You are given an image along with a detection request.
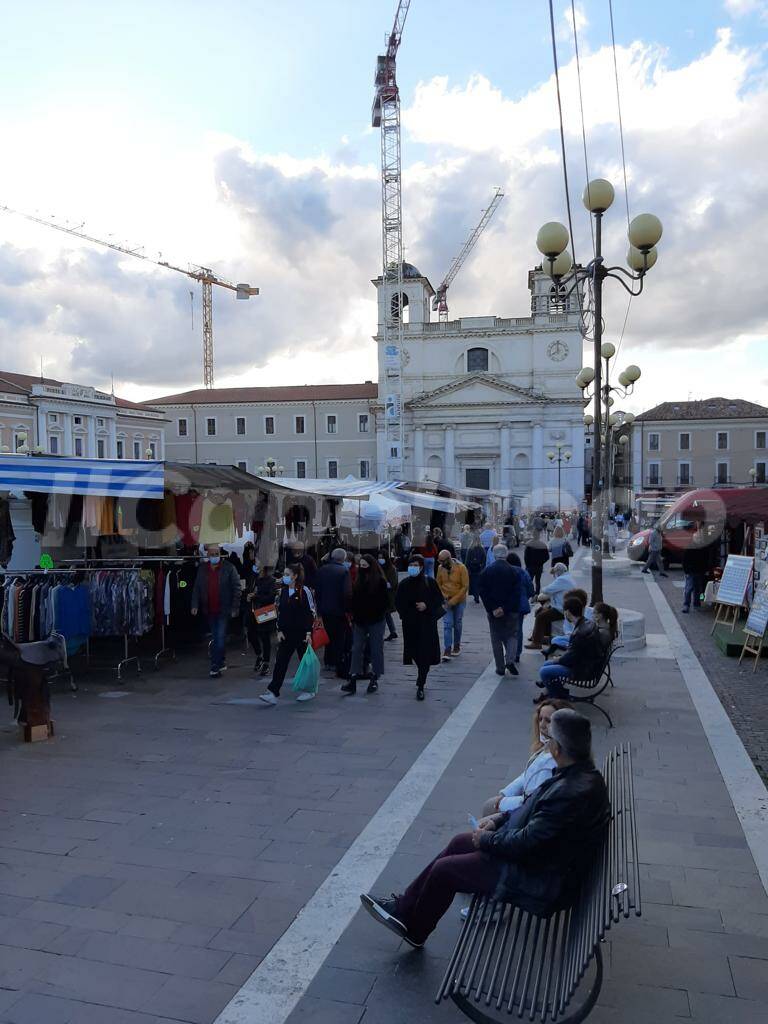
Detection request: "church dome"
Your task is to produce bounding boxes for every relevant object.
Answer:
[402,262,422,279]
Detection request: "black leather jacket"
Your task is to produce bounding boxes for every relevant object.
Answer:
[478,761,610,915]
[557,618,604,678]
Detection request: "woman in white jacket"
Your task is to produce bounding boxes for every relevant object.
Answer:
[480,698,572,817]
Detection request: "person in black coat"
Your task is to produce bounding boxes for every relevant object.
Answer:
[682,531,716,613]
[524,530,550,595]
[465,537,486,604]
[259,564,316,706]
[394,554,444,700]
[315,548,353,677]
[360,709,609,946]
[245,564,277,675]
[342,554,390,695]
[537,596,604,700]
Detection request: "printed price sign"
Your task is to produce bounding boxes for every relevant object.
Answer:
[716,554,753,608]
[746,587,768,639]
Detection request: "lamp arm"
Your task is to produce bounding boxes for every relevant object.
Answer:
[604,269,646,298]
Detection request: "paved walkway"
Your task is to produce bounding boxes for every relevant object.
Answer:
[0,552,767,1023]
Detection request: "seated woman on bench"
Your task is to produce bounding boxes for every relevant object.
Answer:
[535,596,605,702]
[547,599,618,657]
[360,710,610,948]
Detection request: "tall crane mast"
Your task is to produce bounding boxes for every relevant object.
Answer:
[372,0,411,481]
[0,204,259,389]
[433,187,505,322]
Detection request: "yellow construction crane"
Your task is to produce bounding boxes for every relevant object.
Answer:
[0,204,259,388]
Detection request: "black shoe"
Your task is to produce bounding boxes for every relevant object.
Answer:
[340,677,357,695]
[385,633,398,641]
[360,894,423,947]
[506,662,519,676]
[495,669,505,676]
[367,677,379,694]
[260,663,270,676]
[641,569,649,574]
[660,572,668,577]
[416,686,425,701]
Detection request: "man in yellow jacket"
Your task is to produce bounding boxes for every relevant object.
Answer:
[436,548,470,660]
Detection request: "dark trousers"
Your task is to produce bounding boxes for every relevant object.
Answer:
[385,611,397,636]
[268,632,308,696]
[207,614,229,672]
[396,832,502,943]
[323,613,351,676]
[683,572,704,609]
[530,568,543,594]
[530,607,564,644]
[248,622,273,664]
[488,612,519,672]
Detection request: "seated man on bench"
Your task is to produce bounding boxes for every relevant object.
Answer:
[535,596,604,703]
[360,709,610,948]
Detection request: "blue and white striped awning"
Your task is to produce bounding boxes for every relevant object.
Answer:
[0,456,165,499]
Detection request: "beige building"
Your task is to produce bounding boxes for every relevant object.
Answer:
[0,370,167,460]
[632,398,768,493]
[148,383,378,479]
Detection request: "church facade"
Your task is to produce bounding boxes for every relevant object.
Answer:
[374,264,586,511]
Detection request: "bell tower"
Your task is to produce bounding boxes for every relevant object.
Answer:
[528,265,583,324]
[372,262,435,330]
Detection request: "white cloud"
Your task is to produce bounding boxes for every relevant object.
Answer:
[724,0,768,18]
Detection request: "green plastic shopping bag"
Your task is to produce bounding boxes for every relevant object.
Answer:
[291,644,321,695]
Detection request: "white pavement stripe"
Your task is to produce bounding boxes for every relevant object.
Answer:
[213,660,502,1024]
[646,576,768,895]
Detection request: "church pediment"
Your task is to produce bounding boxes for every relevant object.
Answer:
[408,374,549,409]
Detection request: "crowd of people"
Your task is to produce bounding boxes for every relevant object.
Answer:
[189,513,620,710]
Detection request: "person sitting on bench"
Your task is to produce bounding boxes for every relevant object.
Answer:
[535,596,604,703]
[360,709,610,948]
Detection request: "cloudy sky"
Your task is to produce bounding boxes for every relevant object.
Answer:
[0,0,766,411]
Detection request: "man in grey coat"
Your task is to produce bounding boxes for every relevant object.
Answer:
[191,544,242,677]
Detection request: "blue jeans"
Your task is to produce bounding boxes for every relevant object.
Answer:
[443,603,465,650]
[683,573,703,610]
[539,662,572,698]
[424,557,435,578]
[207,614,229,672]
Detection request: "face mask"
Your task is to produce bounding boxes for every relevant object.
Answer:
[407,565,422,577]
[209,556,221,565]
[252,565,259,574]
[539,733,549,744]
[359,562,369,570]
[344,562,351,570]
[282,575,293,585]
[377,558,386,565]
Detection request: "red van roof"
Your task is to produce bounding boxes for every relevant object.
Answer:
[660,488,768,529]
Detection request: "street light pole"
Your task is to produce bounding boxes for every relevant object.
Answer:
[591,212,605,603]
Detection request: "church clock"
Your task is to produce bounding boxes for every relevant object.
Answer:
[547,339,569,362]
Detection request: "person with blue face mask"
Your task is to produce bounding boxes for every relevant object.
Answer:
[394,555,444,701]
[190,543,242,678]
[259,563,317,706]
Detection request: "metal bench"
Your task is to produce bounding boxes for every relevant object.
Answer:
[436,743,640,1024]
[563,643,621,729]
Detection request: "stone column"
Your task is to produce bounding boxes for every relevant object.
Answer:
[443,426,455,487]
[86,416,97,458]
[61,412,73,456]
[531,422,544,506]
[414,426,425,483]
[108,418,118,459]
[500,422,511,496]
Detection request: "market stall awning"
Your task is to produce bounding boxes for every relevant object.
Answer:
[0,456,165,499]
[341,492,411,533]
[165,462,265,493]
[394,487,479,514]
[256,476,371,500]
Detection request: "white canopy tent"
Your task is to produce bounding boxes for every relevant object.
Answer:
[340,491,411,534]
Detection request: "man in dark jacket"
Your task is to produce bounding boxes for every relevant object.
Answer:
[478,545,522,677]
[538,596,604,700]
[361,709,609,947]
[681,530,714,613]
[190,544,242,678]
[315,548,352,677]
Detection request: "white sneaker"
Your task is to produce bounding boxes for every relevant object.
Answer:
[259,692,278,706]
[296,691,316,702]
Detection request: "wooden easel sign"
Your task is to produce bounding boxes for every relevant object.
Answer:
[711,554,754,634]
[739,587,768,672]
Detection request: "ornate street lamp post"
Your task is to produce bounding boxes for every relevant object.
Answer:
[536,178,662,602]
[258,457,284,478]
[546,442,572,515]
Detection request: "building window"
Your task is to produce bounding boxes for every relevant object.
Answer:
[74,437,84,457]
[178,418,188,437]
[206,417,216,436]
[133,440,141,460]
[148,441,157,460]
[648,463,661,486]
[97,439,105,459]
[49,436,59,455]
[679,432,690,451]
[756,431,766,450]
[678,462,691,485]
[296,460,307,479]
[466,468,490,489]
[716,431,729,450]
[648,433,660,452]
[358,414,369,433]
[756,462,767,484]
[73,416,83,426]
[47,412,58,425]
[467,348,489,372]
[295,415,305,434]
[716,461,729,484]
[360,459,370,479]
[96,418,105,428]
[236,417,246,436]
[328,459,338,479]
[326,414,337,434]
[237,460,247,472]
[265,416,275,435]
[116,439,124,459]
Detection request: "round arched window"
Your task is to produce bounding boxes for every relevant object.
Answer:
[467,347,489,372]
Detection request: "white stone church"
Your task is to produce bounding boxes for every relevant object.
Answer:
[373,263,586,511]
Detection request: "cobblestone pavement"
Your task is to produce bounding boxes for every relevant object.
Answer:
[655,567,768,785]
[0,554,766,1023]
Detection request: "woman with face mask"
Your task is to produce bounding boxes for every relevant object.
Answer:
[394,554,444,700]
[245,563,277,676]
[341,554,390,696]
[259,564,316,706]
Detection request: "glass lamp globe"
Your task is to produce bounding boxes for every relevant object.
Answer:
[577,366,595,387]
[536,222,569,258]
[627,244,658,272]
[564,451,572,461]
[623,412,636,424]
[607,396,615,407]
[582,179,615,213]
[609,412,621,426]
[618,435,630,446]
[618,371,630,387]
[584,414,594,426]
[601,342,616,359]
[547,451,555,462]
[624,365,642,383]
[541,250,573,278]
[628,213,663,252]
